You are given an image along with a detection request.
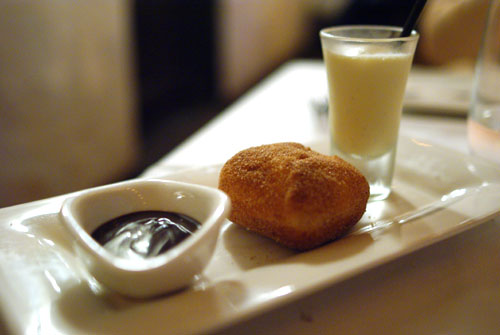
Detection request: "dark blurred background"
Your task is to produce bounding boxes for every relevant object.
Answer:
[133,0,220,171]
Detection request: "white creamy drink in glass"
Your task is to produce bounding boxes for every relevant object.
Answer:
[320,26,419,200]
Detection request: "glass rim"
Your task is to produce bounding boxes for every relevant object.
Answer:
[320,25,419,43]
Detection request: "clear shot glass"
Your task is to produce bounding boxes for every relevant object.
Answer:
[320,26,419,201]
[468,0,500,165]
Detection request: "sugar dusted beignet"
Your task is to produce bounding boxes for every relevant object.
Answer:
[218,142,369,250]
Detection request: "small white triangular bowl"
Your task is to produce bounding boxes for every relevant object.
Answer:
[59,179,231,298]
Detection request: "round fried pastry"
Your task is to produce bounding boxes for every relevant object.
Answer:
[218,142,369,250]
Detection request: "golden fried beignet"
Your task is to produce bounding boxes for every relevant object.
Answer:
[218,142,369,250]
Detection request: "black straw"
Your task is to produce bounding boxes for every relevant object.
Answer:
[401,0,427,37]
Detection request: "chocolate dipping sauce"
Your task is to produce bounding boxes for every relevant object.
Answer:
[92,211,201,260]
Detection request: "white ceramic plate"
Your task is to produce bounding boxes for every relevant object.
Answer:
[0,136,499,334]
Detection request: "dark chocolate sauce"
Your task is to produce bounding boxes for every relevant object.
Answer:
[92,211,201,259]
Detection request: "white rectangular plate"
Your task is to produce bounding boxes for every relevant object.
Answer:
[0,136,499,334]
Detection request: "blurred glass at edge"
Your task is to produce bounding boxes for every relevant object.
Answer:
[468,0,500,165]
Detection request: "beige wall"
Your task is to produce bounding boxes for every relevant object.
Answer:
[0,1,138,206]
[215,0,313,100]
[417,0,491,66]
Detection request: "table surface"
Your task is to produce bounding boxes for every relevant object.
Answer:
[141,60,500,334]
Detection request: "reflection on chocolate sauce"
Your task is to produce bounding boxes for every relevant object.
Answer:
[91,211,201,259]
